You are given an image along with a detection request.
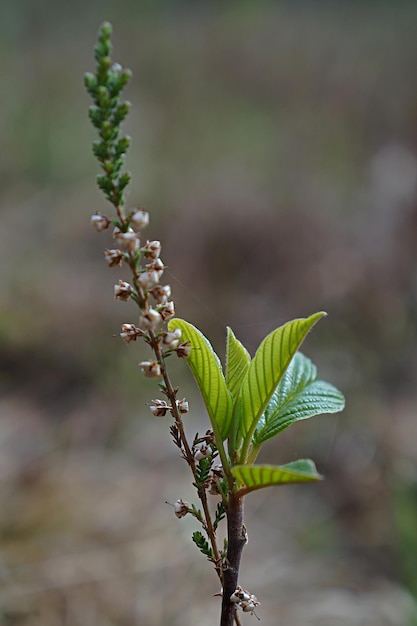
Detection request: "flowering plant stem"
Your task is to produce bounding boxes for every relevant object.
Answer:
[85,22,345,625]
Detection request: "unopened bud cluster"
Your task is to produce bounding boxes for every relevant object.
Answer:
[87,21,191,455]
[230,586,260,614]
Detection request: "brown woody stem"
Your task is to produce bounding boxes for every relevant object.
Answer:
[221,493,246,626]
[153,336,222,577]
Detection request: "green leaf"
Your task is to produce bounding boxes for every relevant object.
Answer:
[225,327,251,398]
[235,312,326,461]
[232,460,322,495]
[168,319,233,441]
[253,352,345,447]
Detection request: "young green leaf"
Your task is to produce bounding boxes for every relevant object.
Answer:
[253,351,345,448]
[225,327,251,398]
[235,312,326,461]
[232,460,322,496]
[168,319,233,441]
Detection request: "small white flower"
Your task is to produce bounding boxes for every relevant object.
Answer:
[120,323,142,343]
[149,399,171,417]
[104,249,123,267]
[115,231,140,252]
[194,442,211,461]
[130,208,149,230]
[159,300,175,321]
[91,212,110,232]
[150,258,164,272]
[176,341,191,358]
[112,226,139,251]
[137,270,160,290]
[139,360,162,378]
[176,398,189,414]
[143,240,162,259]
[174,499,189,519]
[139,308,162,330]
[230,586,260,615]
[208,463,224,495]
[150,284,171,303]
[114,280,132,301]
[146,258,164,280]
[162,329,182,350]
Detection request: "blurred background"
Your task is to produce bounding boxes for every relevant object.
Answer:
[1,1,417,624]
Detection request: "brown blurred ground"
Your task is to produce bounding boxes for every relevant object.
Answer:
[1,1,417,624]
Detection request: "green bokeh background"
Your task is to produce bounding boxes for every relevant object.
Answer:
[1,2,417,624]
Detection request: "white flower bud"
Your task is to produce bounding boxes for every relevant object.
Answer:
[194,442,211,461]
[115,231,140,252]
[162,329,182,350]
[91,212,110,232]
[150,284,171,303]
[174,499,189,519]
[137,270,160,290]
[176,398,189,414]
[104,248,123,267]
[120,323,142,343]
[176,341,191,358]
[211,463,223,477]
[112,226,139,251]
[114,280,132,301]
[130,208,149,230]
[143,240,161,259]
[139,360,162,378]
[230,587,259,614]
[139,308,162,330]
[149,399,171,417]
[149,258,164,272]
[158,300,175,321]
